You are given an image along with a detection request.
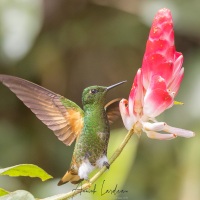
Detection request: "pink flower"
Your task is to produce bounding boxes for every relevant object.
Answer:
[120,8,194,140]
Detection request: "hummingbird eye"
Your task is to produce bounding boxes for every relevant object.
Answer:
[90,89,98,94]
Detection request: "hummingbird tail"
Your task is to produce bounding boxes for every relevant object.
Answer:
[57,170,83,185]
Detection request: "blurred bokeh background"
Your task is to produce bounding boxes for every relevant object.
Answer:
[0,0,200,199]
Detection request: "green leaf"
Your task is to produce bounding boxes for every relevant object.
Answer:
[0,164,53,181]
[0,188,9,197]
[0,190,35,200]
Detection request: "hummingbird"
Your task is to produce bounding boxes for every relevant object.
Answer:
[0,74,126,185]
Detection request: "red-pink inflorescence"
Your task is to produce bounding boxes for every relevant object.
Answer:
[120,8,194,139]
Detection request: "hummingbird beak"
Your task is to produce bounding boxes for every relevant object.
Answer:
[106,80,127,91]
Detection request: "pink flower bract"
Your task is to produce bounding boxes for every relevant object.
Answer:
[120,8,194,139]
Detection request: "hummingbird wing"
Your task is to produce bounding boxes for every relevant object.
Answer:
[0,74,84,146]
[105,98,122,125]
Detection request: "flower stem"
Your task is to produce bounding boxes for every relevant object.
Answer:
[40,129,134,200]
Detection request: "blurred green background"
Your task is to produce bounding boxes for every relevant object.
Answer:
[0,0,200,199]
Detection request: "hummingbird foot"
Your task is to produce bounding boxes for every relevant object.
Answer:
[96,155,109,169]
[103,161,110,169]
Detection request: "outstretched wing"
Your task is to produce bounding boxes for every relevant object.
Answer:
[105,98,121,125]
[0,74,84,146]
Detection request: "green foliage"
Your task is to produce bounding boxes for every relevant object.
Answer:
[0,164,53,181]
[0,164,53,199]
[0,188,9,197]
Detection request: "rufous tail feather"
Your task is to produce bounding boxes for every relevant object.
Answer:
[57,170,83,185]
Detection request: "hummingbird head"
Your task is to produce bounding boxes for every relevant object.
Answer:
[82,81,126,107]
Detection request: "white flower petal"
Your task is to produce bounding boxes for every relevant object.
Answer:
[142,122,166,131]
[145,130,177,140]
[163,124,195,138]
[119,99,137,130]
